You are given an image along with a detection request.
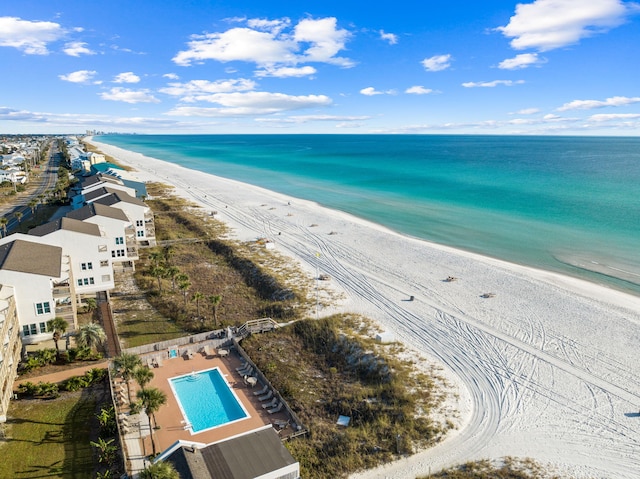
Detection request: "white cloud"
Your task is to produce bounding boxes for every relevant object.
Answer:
[421,54,452,72]
[246,17,291,34]
[0,16,65,54]
[360,87,396,96]
[497,0,631,51]
[159,79,257,101]
[405,86,434,95]
[293,17,353,66]
[462,80,525,88]
[113,72,141,83]
[173,17,353,69]
[379,30,398,45]
[166,91,331,116]
[59,70,98,83]
[255,66,317,78]
[588,113,640,121]
[100,87,159,103]
[515,108,540,115]
[63,41,95,57]
[558,96,640,111]
[163,73,180,80]
[257,114,371,124]
[498,53,546,70]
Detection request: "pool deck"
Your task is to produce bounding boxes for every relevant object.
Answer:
[119,347,291,460]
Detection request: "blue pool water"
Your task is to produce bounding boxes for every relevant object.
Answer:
[169,367,248,433]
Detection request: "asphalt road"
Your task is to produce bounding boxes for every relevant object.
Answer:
[1,141,61,235]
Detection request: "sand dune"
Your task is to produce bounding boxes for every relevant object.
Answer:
[88,138,640,478]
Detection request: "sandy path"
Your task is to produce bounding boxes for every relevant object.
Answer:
[88,139,640,478]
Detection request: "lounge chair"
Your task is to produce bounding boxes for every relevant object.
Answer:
[253,384,269,396]
[268,402,283,414]
[236,363,250,374]
[203,345,213,357]
[258,390,273,402]
[262,398,278,409]
[237,365,253,376]
[273,419,290,429]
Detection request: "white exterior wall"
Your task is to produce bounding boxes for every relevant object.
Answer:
[1,270,59,343]
[106,201,152,244]
[78,216,138,263]
[30,230,114,295]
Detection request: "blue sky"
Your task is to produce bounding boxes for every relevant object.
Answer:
[1,0,639,135]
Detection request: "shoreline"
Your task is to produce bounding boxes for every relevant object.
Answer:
[87,138,640,478]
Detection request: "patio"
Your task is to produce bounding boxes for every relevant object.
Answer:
[116,344,294,460]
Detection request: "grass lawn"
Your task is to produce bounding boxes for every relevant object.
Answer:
[0,390,96,478]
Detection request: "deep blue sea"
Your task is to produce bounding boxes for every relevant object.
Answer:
[99,134,640,295]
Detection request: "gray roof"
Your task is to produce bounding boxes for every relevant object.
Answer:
[66,202,130,223]
[167,428,297,479]
[28,217,101,237]
[0,239,62,276]
[83,186,112,202]
[93,189,146,208]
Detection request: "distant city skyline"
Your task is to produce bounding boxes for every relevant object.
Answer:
[1,0,639,135]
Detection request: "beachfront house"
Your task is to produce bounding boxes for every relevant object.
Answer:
[28,217,115,299]
[66,203,139,270]
[91,190,157,247]
[159,427,300,479]
[0,284,21,423]
[0,239,72,345]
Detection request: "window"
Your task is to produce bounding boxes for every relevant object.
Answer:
[81,262,93,270]
[137,230,145,237]
[115,237,124,245]
[112,249,125,258]
[39,322,47,333]
[136,220,143,227]
[100,260,109,267]
[30,324,37,335]
[77,279,83,286]
[35,302,51,315]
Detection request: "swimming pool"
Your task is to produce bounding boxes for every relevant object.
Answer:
[169,367,248,433]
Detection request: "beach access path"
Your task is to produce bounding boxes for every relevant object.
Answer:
[88,139,640,479]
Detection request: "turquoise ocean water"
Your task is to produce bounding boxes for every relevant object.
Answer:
[98,134,640,295]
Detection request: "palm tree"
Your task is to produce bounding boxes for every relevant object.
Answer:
[113,352,143,403]
[178,278,191,308]
[163,245,175,266]
[149,264,167,294]
[137,387,167,455]
[148,250,164,266]
[133,366,154,389]
[0,217,7,237]
[13,211,22,224]
[76,322,106,352]
[166,266,180,291]
[208,294,223,326]
[139,460,180,479]
[192,291,204,318]
[28,199,38,216]
[47,316,68,357]
[84,297,97,314]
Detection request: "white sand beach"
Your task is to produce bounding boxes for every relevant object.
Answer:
[88,138,640,478]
